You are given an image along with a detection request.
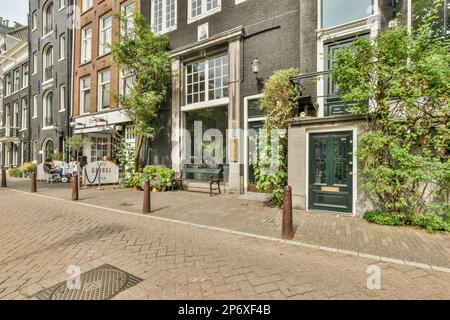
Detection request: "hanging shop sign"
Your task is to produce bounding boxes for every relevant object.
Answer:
[84,161,119,185]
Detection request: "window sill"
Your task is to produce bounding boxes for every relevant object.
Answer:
[32,116,38,119]
[41,31,54,40]
[42,126,56,131]
[181,97,229,112]
[79,60,92,67]
[59,57,66,62]
[97,51,112,60]
[155,25,177,35]
[80,7,93,16]
[42,79,54,86]
[19,129,27,132]
[59,109,66,113]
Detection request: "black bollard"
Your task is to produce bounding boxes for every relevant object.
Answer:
[1,167,6,188]
[31,172,37,193]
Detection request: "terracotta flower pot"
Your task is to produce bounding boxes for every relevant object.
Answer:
[133,185,139,192]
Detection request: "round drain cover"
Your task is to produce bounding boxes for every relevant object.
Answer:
[51,268,128,300]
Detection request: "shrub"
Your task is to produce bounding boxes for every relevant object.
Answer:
[51,152,64,161]
[8,168,22,178]
[143,165,174,189]
[411,212,450,233]
[363,211,406,226]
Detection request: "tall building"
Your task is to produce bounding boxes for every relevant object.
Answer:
[71,0,138,164]
[0,25,29,167]
[28,0,74,163]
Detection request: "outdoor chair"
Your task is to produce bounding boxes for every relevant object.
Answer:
[43,163,59,184]
[171,170,184,191]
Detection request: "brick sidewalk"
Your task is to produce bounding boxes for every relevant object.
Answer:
[1,187,450,300]
[5,177,450,268]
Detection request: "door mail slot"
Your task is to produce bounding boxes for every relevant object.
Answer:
[321,186,340,192]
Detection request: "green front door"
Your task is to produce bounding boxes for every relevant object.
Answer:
[309,131,353,213]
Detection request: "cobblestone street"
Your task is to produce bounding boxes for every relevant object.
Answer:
[1,186,450,300]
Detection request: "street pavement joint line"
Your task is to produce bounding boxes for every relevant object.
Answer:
[5,187,450,274]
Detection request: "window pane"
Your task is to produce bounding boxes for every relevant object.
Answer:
[322,0,373,28]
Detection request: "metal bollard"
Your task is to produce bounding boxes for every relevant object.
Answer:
[31,172,37,193]
[1,167,6,188]
[71,174,79,201]
[143,180,151,213]
[282,185,294,240]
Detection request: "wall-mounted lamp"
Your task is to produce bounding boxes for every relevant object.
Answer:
[251,57,264,92]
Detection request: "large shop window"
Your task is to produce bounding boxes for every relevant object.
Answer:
[90,136,109,163]
[185,106,228,167]
[151,0,177,34]
[321,0,373,29]
[186,54,229,105]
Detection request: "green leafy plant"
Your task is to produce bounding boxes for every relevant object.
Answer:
[411,212,450,233]
[143,165,175,190]
[254,68,299,207]
[364,211,406,226]
[8,168,22,178]
[19,162,38,177]
[51,151,63,161]
[112,10,172,172]
[332,1,449,220]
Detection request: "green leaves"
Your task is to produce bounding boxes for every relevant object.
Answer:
[333,14,449,219]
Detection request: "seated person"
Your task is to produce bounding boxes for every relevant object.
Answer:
[68,156,78,173]
[45,157,63,175]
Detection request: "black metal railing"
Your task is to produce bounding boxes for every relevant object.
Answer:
[0,127,19,138]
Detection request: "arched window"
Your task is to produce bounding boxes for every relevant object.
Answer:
[43,91,54,128]
[43,45,53,81]
[43,1,54,35]
[42,139,54,161]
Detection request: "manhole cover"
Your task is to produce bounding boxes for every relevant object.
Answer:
[34,264,142,300]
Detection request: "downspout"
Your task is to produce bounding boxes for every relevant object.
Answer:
[68,0,75,141]
[27,5,32,163]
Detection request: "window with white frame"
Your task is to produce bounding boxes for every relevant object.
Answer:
[60,84,66,111]
[121,0,136,38]
[13,101,19,127]
[43,45,54,82]
[80,76,90,114]
[43,1,54,35]
[22,63,29,89]
[82,0,93,12]
[43,91,54,127]
[185,54,228,105]
[321,0,373,29]
[99,14,112,55]
[13,69,20,92]
[33,95,38,118]
[188,0,220,22]
[81,25,92,63]
[120,69,133,97]
[21,98,28,130]
[32,11,37,30]
[33,52,38,74]
[59,34,66,59]
[5,105,11,127]
[90,136,109,162]
[152,0,177,34]
[5,74,11,96]
[59,0,66,9]
[98,69,111,110]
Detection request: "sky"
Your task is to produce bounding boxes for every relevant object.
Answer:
[1,0,29,26]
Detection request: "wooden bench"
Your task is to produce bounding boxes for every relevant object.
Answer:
[184,165,224,196]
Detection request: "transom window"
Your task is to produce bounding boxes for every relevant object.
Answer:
[188,0,221,22]
[98,69,111,110]
[321,0,373,29]
[99,14,113,55]
[151,0,177,34]
[185,54,229,105]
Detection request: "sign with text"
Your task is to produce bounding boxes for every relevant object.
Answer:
[84,161,119,185]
